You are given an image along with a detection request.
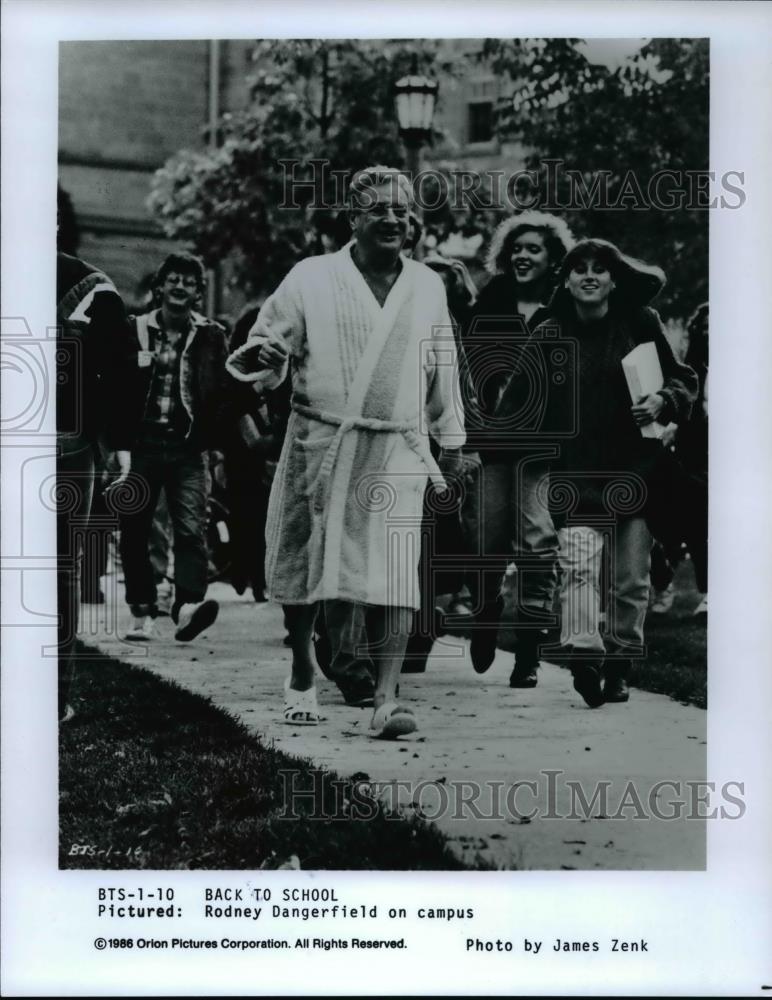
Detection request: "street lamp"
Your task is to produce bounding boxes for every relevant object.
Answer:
[395,74,439,179]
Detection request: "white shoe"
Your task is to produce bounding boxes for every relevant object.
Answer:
[693,594,707,616]
[283,677,323,726]
[174,599,218,642]
[650,583,675,614]
[126,616,156,641]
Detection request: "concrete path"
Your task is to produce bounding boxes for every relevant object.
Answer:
[79,582,707,871]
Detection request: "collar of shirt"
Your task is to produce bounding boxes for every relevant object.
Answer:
[146,308,209,339]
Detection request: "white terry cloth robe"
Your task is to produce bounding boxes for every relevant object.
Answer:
[226,244,466,610]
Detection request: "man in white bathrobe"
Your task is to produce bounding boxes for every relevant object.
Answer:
[227,166,466,738]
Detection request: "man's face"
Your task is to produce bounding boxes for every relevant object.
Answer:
[351,181,411,258]
[160,270,201,313]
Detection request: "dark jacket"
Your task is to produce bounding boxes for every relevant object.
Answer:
[461,273,554,459]
[498,302,698,525]
[677,319,708,480]
[56,252,136,452]
[128,308,229,451]
[224,305,290,463]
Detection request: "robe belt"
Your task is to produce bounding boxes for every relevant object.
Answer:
[291,400,447,513]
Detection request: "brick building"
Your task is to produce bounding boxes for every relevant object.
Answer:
[58,39,255,310]
[58,39,523,314]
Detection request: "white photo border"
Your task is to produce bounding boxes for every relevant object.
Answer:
[2,0,771,995]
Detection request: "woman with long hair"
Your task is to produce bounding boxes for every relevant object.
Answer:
[508,238,698,706]
[462,211,574,687]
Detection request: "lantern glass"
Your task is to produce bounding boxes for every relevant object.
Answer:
[395,75,438,134]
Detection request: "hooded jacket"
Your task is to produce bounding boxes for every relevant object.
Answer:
[495,240,698,525]
[462,273,555,458]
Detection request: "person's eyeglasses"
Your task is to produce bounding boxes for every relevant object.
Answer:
[366,206,409,220]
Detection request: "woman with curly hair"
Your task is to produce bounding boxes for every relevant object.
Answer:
[462,211,574,687]
[505,238,698,706]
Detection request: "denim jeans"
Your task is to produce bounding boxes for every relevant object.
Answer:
[558,517,652,659]
[148,488,173,583]
[119,442,209,615]
[470,459,559,626]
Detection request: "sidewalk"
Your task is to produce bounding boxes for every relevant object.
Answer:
[78,581,707,871]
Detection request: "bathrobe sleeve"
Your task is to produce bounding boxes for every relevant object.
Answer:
[225,264,308,393]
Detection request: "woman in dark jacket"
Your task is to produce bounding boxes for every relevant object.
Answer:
[462,212,575,687]
[505,239,698,706]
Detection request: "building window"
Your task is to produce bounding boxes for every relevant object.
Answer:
[468,100,495,144]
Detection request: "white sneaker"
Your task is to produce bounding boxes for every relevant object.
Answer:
[693,594,707,616]
[174,599,219,642]
[650,583,675,614]
[126,616,156,641]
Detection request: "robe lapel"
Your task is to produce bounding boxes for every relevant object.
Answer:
[339,245,412,418]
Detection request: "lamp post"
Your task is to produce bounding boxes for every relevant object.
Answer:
[395,74,439,181]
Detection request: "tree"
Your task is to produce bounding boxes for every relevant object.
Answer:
[148,39,460,297]
[481,38,709,319]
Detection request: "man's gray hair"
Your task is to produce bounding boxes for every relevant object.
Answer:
[349,165,414,211]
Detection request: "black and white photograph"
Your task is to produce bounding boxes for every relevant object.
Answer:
[54,31,713,872]
[2,1,771,996]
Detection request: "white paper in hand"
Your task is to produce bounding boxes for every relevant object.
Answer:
[622,341,667,439]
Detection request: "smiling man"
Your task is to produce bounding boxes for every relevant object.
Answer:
[227,166,466,738]
[119,252,228,643]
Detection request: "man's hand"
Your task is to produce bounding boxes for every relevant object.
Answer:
[259,334,290,372]
[631,392,666,426]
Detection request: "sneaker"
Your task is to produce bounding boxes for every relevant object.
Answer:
[126,616,156,642]
[650,583,675,614]
[693,594,707,616]
[174,599,219,642]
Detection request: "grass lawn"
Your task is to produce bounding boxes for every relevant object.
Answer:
[60,647,486,871]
